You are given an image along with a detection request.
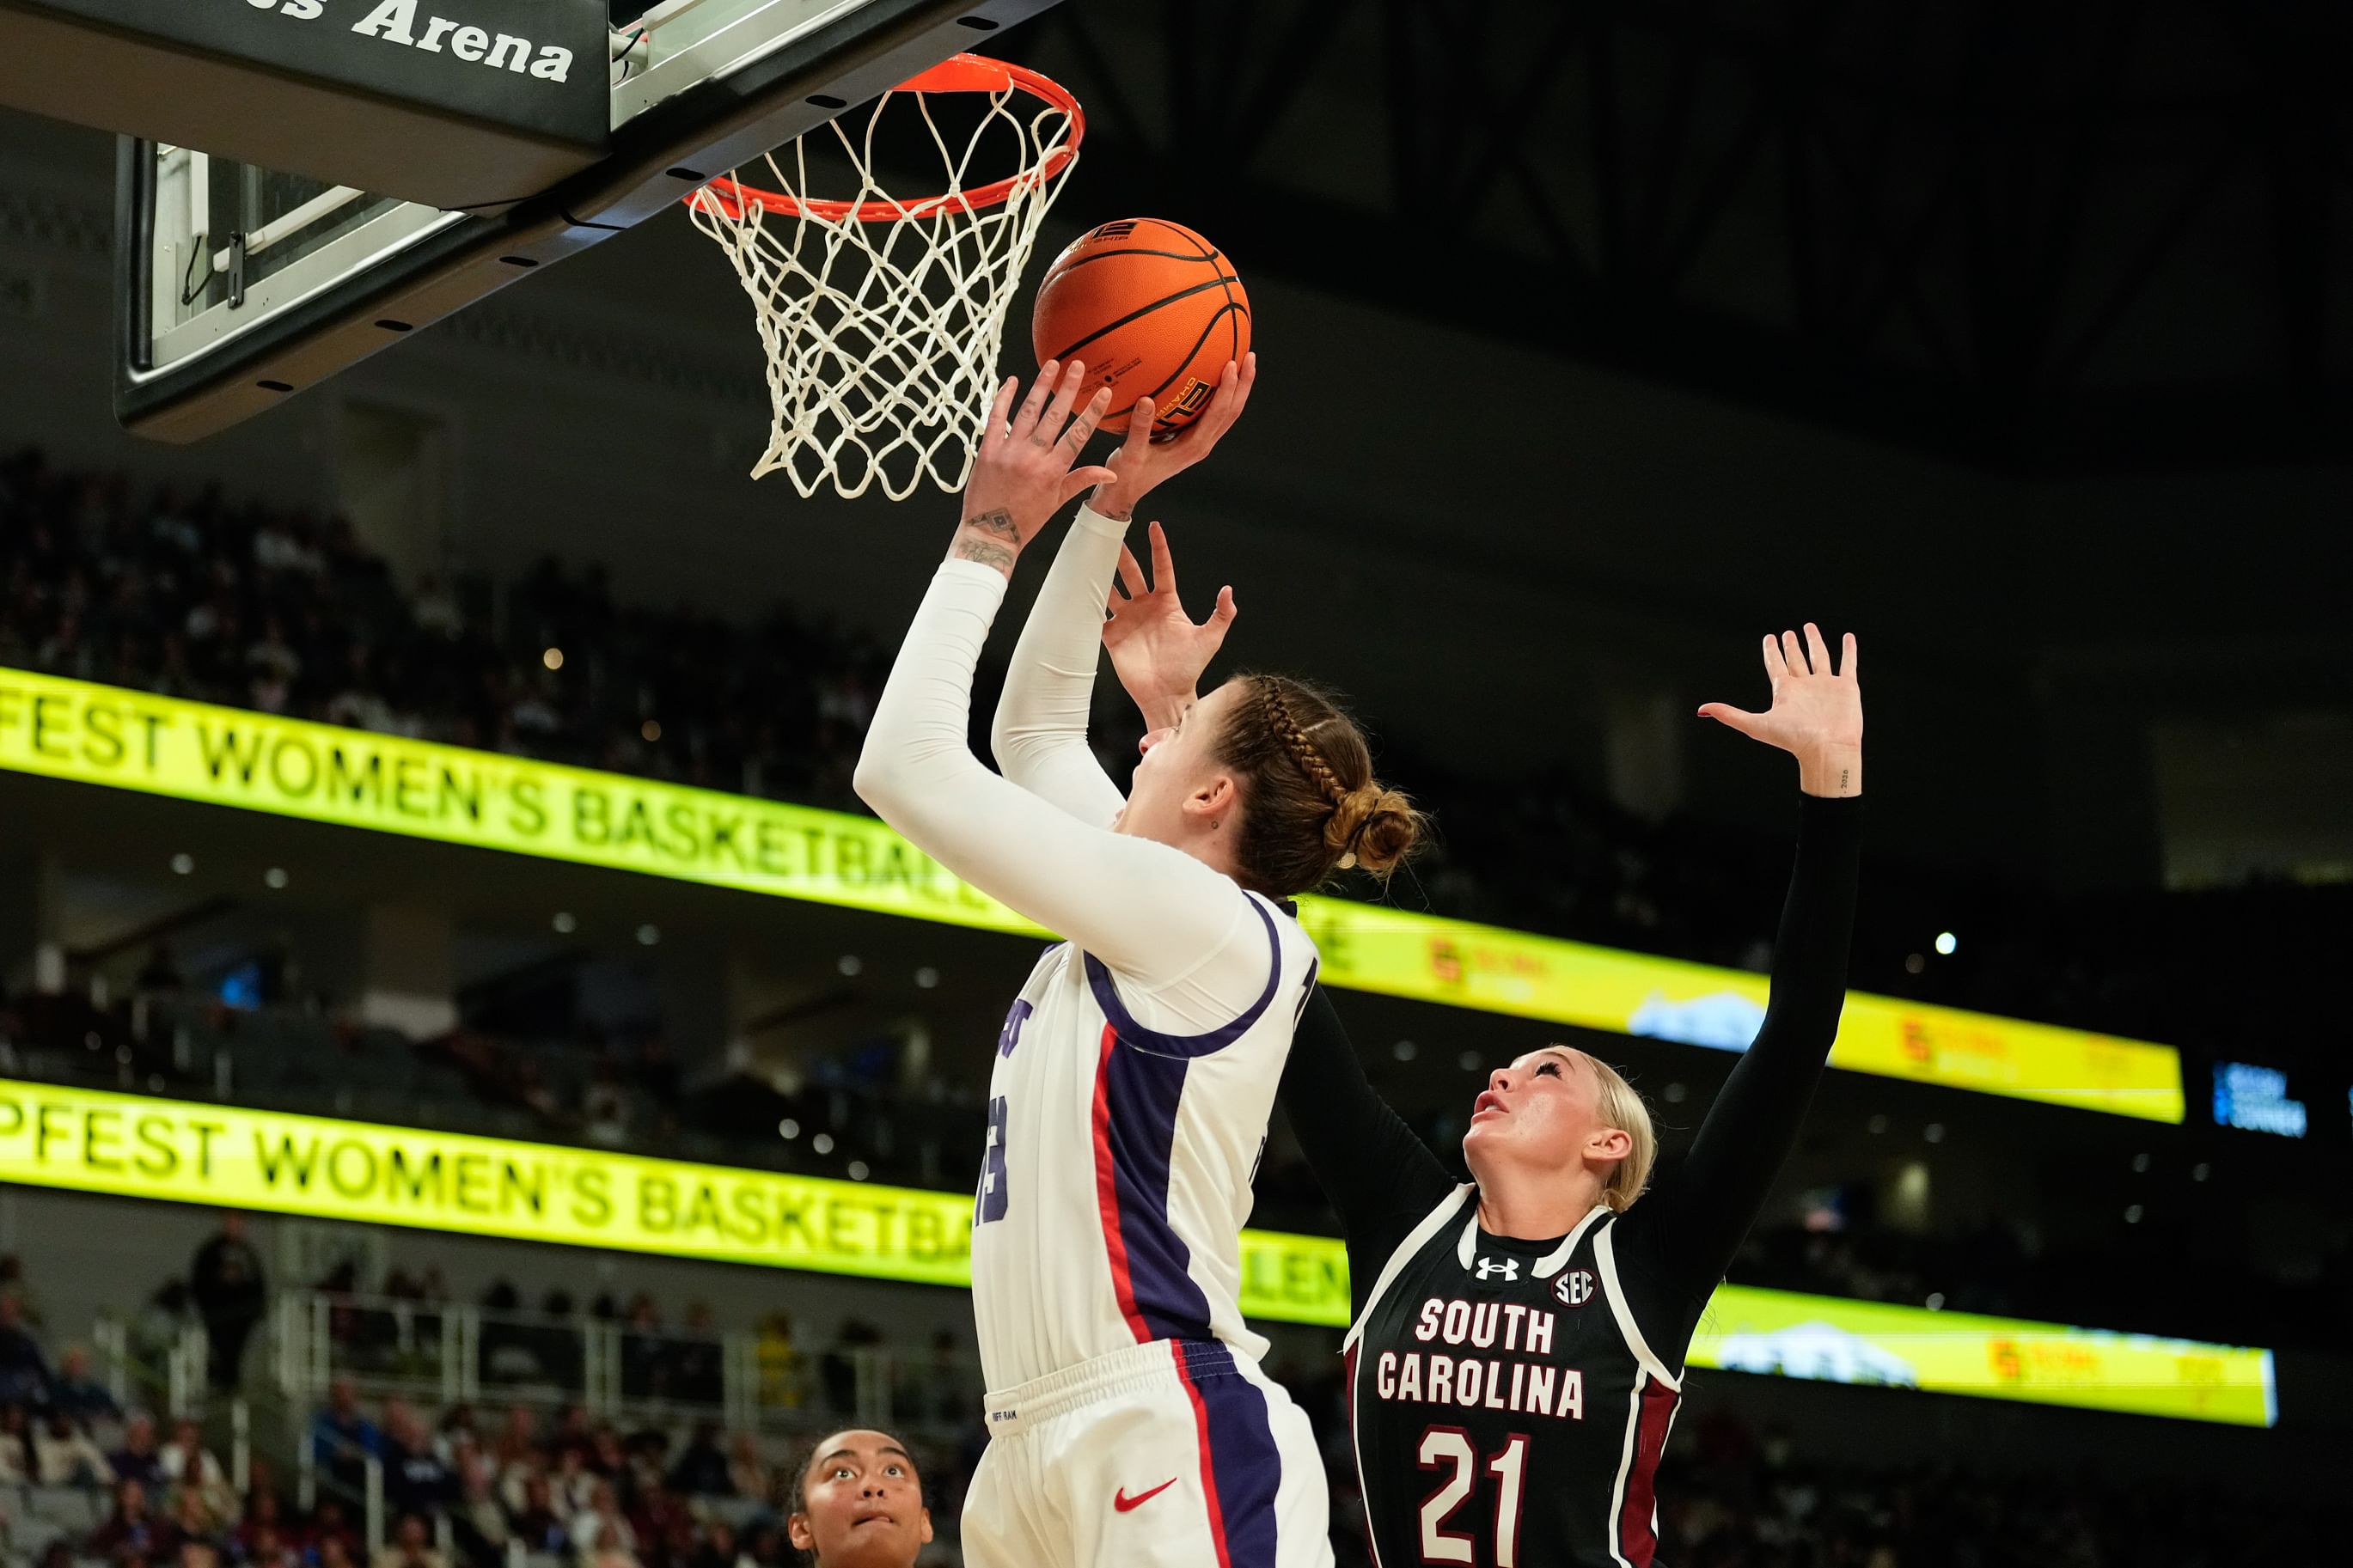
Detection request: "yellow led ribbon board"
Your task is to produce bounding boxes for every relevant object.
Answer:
[0,668,2181,1120]
[0,1083,2265,1425]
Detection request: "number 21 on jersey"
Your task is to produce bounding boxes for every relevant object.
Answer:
[1417,1427,1529,1566]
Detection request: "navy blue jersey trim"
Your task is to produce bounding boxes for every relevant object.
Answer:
[1084,894,1284,1059]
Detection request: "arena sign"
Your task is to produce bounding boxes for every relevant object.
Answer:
[0,1081,2270,1426]
[0,667,2185,1121]
[0,1079,1341,1321]
[1690,1284,2276,1429]
[0,0,608,209]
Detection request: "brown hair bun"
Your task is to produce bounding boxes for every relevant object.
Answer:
[1327,784,1421,878]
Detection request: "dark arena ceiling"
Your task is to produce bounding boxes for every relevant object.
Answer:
[999,0,2353,472]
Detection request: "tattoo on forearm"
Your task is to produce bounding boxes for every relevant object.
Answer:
[1841,768,1849,791]
[954,538,1016,570]
[964,509,1018,541]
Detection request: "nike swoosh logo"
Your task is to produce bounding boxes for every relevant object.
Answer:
[1114,1478,1178,1512]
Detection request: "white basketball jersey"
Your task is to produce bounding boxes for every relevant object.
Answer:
[971,891,1318,1391]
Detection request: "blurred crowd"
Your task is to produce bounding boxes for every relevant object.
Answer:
[3,445,2343,1075]
[1647,1411,2340,1567]
[7,1233,2343,1568]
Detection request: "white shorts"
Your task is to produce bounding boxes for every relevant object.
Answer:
[961,1338,1332,1568]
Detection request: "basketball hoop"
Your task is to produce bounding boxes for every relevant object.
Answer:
[686,55,1084,501]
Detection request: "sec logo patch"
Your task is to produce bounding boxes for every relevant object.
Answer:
[1555,1268,1597,1308]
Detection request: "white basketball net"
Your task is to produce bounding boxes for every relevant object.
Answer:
[688,68,1079,501]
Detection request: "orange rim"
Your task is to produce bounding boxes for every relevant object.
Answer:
[689,54,1084,224]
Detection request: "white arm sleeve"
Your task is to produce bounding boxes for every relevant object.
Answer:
[989,503,1129,829]
[854,554,1266,1020]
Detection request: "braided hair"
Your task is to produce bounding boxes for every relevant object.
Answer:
[1213,673,1423,896]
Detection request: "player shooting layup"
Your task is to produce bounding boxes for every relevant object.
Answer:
[855,357,1421,1568]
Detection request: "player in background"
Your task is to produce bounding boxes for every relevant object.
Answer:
[1100,543,1862,1568]
[785,1428,931,1568]
[853,356,1422,1568]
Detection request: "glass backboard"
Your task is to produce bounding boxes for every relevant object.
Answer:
[116,0,1067,442]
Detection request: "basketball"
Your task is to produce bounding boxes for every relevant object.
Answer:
[1030,218,1251,438]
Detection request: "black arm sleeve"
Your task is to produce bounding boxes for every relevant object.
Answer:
[1612,793,1863,1363]
[1280,988,1459,1314]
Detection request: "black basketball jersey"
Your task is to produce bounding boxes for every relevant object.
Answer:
[1344,1186,1683,1568]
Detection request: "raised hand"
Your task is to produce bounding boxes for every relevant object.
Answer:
[1089,352,1257,522]
[1102,521,1238,731]
[1697,624,1863,798]
[953,360,1117,579]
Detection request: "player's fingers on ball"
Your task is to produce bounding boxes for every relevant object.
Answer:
[1015,363,1057,437]
[1803,622,1832,674]
[1121,400,1157,456]
[1060,387,1112,451]
[1037,361,1083,442]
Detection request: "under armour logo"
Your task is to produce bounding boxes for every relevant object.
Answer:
[1555,1268,1597,1307]
[1474,1257,1520,1282]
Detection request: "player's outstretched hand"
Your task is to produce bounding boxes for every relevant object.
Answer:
[1103,521,1238,732]
[1089,352,1256,522]
[1696,625,1864,798]
[953,360,1117,579]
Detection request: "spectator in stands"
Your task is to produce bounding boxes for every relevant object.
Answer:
[506,1473,570,1558]
[188,1215,268,1392]
[487,1405,537,1484]
[34,1404,113,1485]
[569,1480,634,1568]
[667,1424,730,1498]
[382,1400,453,1516]
[52,1343,125,1431]
[235,1490,304,1563]
[723,1432,767,1504]
[448,1450,510,1568]
[309,1377,381,1493]
[0,1400,33,1483]
[549,1447,597,1517]
[682,1520,740,1568]
[168,1484,225,1557]
[87,1477,172,1565]
[159,1417,235,1520]
[629,1473,693,1568]
[587,1427,627,1486]
[111,1412,168,1486]
[547,1405,595,1467]
[371,1513,449,1568]
[0,1292,52,1406]
[310,1499,363,1565]
[752,1314,799,1411]
[784,1430,930,1568]
[432,1404,480,1467]
[241,1522,300,1568]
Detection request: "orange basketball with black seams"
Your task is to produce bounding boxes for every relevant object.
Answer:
[1030,218,1250,438]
